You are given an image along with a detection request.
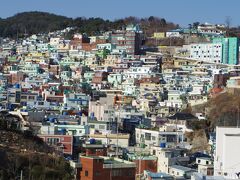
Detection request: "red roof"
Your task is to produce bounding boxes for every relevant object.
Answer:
[211,87,223,94]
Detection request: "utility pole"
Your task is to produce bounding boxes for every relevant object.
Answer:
[138,156,141,180]
[116,106,119,158]
[116,71,123,158]
[20,170,23,180]
[237,106,239,128]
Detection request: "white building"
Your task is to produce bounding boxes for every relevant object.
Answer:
[197,23,225,35]
[135,127,184,148]
[169,165,196,178]
[191,173,226,180]
[89,133,130,148]
[166,31,181,38]
[189,43,222,64]
[123,66,152,80]
[150,147,189,173]
[159,90,183,108]
[40,124,89,137]
[50,37,61,46]
[214,127,240,179]
[96,43,114,51]
[196,157,214,176]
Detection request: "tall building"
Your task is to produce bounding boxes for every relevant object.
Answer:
[189,37,239,65]
[110,24,142,55]
[189,43,222,64]
[212,37,239,65]
[214,127,240,179]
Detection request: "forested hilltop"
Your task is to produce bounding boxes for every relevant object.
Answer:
[0,11,178,38]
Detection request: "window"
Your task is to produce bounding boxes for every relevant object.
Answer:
[145,133,151,141]
[85,171,88,176]
[38,102,44,105]
[47,138,60,145]
[152,136,156,141]
[112,169,122,176]
[198,160,201,163]
[99,125,105,130]
[127,170,133,177]
[21,96,27,99]
[28,96,35,100]
[206,161,209,165]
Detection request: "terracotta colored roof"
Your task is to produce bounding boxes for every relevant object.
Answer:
[211,87,223,94]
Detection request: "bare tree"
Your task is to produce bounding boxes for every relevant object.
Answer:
[225,16,232,29]
[225,16,232,37]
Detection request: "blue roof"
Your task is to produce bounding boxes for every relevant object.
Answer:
[145,170,173,178]
[170,165,193,172]
[168,29,184,33]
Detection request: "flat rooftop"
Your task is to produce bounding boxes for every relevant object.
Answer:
[80,156,136,169]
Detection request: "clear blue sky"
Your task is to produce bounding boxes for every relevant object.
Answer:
[0,0,239,27]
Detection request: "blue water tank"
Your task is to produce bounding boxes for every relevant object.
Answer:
[63,112,68,115]
[78,111,82,116]
[60,128,66,135]
[21,102,27,106]
[90,112,94,119]
[49,118,55,123]
[15,84,20,89]
[160,143,166,148]
[8,104,14,111]
[89,139,96,144]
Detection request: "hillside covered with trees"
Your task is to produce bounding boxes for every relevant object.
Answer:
[0,11,179,38]
[0,12,72,38]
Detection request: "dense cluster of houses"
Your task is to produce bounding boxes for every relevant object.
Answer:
[1,23,240,180]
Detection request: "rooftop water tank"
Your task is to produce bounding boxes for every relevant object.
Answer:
[78,111,82,116]
[49,118,55,123]
[90,112,94,119]
[160,143,166,148]
[15,84,20,89]
[60,128,66,135]
[89,139,96,144]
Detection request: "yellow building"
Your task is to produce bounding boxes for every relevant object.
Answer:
[153,32,166,39]
[173,58,189,68]
[139,82,162,99]
[103,55,119,67]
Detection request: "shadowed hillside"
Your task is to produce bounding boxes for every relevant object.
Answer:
[0,112,74,180]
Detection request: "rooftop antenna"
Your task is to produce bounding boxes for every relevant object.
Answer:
[116,102,119,158]
[17,28,19,41]
[237,106,239,128]
[24,27,27,38]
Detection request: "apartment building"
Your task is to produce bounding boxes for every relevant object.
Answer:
[79,156,136,180]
